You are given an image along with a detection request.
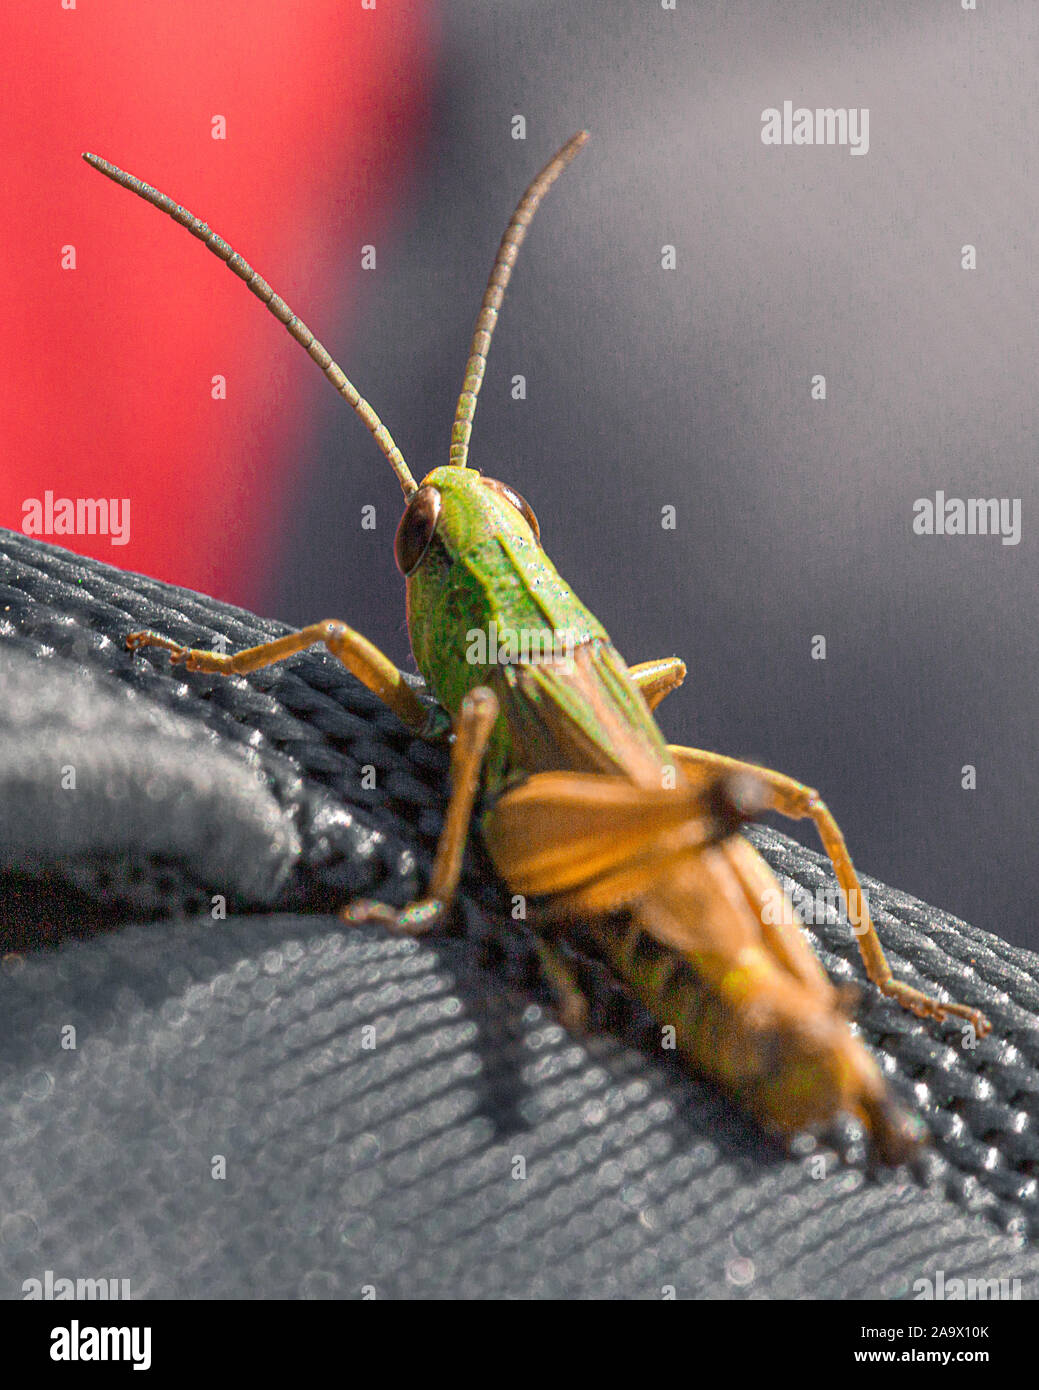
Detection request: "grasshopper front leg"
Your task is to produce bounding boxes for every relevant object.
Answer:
[343,687,499,933]
[128,622,498,931]
[127,620,431,733]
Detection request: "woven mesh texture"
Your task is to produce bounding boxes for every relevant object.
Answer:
[1,529,1037,1299]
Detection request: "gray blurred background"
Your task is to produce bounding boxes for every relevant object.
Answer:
[271,1,1039,950]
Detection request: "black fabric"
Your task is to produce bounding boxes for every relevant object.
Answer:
[1,529,1037,1299]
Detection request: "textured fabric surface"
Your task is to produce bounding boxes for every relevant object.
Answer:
[0,529,1037,1299]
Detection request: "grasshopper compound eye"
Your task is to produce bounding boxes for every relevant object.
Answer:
[482,478,541,543]
[394,485,442,576]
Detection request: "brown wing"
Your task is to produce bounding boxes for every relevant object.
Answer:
[482,767,725,904]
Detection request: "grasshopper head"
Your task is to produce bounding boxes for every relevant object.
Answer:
[393,466,541,579]
[393,462,605,723]
[393,466,545,714]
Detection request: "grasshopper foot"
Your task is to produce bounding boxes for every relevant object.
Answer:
[340,897,446,936]
[879,980,991,1038]
[127,630,234,673]
[126,631,199,668]
[126,630,186,658]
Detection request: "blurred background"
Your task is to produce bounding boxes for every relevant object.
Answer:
[3,1,1037,948]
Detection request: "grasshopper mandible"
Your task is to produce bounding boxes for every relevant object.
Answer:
[83,133,990,1164]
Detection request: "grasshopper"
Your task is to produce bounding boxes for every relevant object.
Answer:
[83,133,990,1164]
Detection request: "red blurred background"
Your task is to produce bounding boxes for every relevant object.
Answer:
[1,0,434,608]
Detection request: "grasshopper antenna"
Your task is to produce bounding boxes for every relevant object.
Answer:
[81,152,419,499]
[449,130,589,470]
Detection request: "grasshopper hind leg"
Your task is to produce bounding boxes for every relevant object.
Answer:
[667,744,991,1038]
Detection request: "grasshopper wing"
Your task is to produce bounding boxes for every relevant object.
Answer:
[482,769,734,910]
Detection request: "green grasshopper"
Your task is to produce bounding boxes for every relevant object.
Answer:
[83,133,990,1164]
